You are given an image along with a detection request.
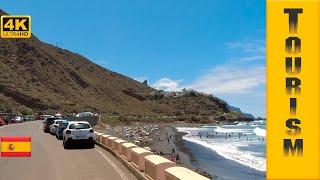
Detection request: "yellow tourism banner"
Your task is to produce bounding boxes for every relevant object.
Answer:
[267,0,320,179]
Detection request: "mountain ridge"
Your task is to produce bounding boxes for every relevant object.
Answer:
[0,9,252,122]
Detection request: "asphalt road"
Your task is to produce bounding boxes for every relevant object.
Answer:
[0,121,137,180]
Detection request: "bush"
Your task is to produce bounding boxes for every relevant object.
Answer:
[20,107,33,115]
[100,115,119,126]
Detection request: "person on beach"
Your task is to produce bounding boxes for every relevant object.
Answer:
[172,148,175,155]
[176,153,181,163]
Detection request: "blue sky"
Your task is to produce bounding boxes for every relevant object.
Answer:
[2,0,266,117]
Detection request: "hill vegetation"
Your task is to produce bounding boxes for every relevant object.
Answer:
[0,9,253,123]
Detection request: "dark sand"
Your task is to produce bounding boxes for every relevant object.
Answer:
[97,122,265,180]
[150,125,266,180]
[149,126,193,169]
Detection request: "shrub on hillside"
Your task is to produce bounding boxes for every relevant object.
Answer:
[20,107,33,115]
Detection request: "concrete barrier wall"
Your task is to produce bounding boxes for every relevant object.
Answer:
[94,132,103,142]
[130,147,154,171]
[67,116,99,126]
[121,142,138,161]
[94,132,210,180]
[101,134,111,145]
[113,139,127,153]
[165,167,210,180]
[144,155,176,180]
[107,136,118,149]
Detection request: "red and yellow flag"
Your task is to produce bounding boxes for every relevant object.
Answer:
[0,136,31,157]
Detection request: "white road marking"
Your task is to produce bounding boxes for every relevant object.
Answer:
[95,148,130,180]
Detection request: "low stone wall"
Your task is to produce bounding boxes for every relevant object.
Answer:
[101,134,111,145]
[144,155,176,180]
[121,142,137,161]
[165,167,210,180]
[131,147,154,171]
[94,131,210,180]
[114,139,127,153]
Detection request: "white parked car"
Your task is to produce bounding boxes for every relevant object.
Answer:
[50,119,67,135]
[63,121,95,149]
[12,116,24,123]
[76,112,94,117]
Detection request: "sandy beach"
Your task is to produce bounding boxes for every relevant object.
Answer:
[149,125,193,168]
[95,121,265,180]
[94,122,209,175]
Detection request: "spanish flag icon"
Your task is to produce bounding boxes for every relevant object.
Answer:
[0,136,31,157]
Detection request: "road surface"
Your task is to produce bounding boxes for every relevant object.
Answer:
[0,121,137,180]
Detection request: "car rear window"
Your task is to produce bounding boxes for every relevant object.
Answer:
[61,122,68,128]
[69,123,91,129]
[46,118,60,124]
[46,118,59,122]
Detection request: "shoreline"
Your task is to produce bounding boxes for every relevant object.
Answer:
[148,125,212,178]
[95,122,265,180]
[172,126,266,180]
[149,125,193,169]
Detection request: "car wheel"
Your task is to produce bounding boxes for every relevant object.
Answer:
[89,140,95,148]
[89,142,95,148]
[63,140,69,149]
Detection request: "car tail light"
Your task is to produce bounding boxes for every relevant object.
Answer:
[66,130,71,134]
[89,129,94,133]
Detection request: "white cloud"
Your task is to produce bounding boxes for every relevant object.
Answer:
[151,65,265,95]
[234,55,264,62]
[226,40,265,54]
[186,65,265,95]
[226,40,265,63]
[152,78,183,92]
[150,39,266,117]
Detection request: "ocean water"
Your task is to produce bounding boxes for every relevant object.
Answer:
[177,120,266,178]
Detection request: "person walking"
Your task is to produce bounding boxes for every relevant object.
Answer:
[176,153,181,163]
[172,148,175,156]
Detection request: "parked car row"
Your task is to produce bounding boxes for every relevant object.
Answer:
[0,117,6,126]
[0,114,35,125]
[43,117,96,149]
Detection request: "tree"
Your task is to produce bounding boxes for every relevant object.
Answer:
[20,107,33,115]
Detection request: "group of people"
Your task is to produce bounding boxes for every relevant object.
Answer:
[165,132,172,143]
[197,132,265,141]
[163,131,181,164]
[170,148,181,163]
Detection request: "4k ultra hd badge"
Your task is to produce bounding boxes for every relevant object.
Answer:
[0,15,31,38]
